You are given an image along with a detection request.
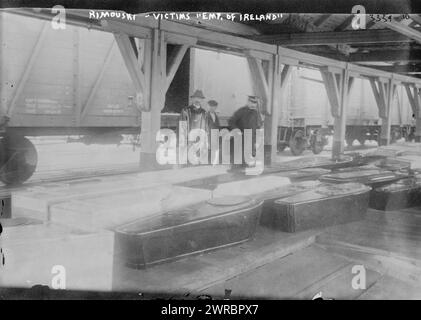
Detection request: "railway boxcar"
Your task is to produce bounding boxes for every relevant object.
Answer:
[0,12,143,184]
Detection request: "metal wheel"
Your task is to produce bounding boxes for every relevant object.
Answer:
[289,130,306,156]
[0,135,37,185]
[358,138,365,146]
[310,130,325,154]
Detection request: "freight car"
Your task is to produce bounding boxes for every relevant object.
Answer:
[0,12,144,184]
[192,52,415,156]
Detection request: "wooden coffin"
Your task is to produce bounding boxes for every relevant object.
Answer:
[114,196,263,269]
[213,176,325,224]
[369,178,421,211]
[268,183,371,232]
[0,222,114,291]
[275,168,331,182]
[319,169,409,188]
[48,186,212,232]
[12,165,227,221]
[375,158,411,171]
[261,155,354,173]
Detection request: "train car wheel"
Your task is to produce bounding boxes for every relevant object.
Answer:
[346,138,354,147]
[289,130,306,156]
[358,138,365,146]
[0,135,38,185]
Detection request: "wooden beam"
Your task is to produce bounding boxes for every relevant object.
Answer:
[366,20,376,29]
[410,15,421,26]
[349,50,421,63]
[404,83,418,115]
[81,40,115,118]
[369,77,388,118]
[383,18,421,43]
[113,32,145,94]
[253,29,411,46]
[247,56,270,113]
[313,14,331,27]
[182,16,260,36]
[335,15,354,31]
[320,68,342,118]
[158,19,277,55]
[6,21,49,116]
[363,64,421,73]
[99,18,152,39]
[165,44,189,92]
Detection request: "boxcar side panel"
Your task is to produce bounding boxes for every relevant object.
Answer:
[1,12,140,129]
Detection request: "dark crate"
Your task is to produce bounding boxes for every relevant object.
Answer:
[114,196,263,269]
[268,183,371,232]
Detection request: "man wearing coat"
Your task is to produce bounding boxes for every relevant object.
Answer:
[228,95,264,167]
[178,89,209,164]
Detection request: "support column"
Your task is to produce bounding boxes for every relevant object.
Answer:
[405,84,421,142]
[369,77,393,146]
[380,79,395,146]
[73,28,81,127]
[321,66,349,160]
[246,54,271,164]
[139,29,167,170]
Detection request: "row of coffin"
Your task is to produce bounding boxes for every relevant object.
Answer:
[5,156,421,274]
[115,160,421,269]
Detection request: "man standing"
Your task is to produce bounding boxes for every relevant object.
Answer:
[178,89,209,164]
[206,100,220,131]
[228,95,264,167]
[179,89,208,133]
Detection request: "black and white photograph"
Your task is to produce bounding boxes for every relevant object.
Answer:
[1,0,421,304]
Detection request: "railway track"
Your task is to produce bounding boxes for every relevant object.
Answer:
[0,163,142,197]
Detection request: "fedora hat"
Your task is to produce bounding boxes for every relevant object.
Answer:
[190,89,205,99]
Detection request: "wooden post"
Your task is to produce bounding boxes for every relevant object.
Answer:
[416,88,421,142]
[139,29,167,170]
[73,28,81,127]
[405,84,421,142]
[246,54,271,164]
[320,66,349,159]
[369,77,393,146]
[333,68,349,158]
[379,79,395,146]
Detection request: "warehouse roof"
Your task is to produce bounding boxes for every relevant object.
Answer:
[5,8,421,80]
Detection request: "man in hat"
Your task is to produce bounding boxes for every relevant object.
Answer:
[206,100,220,131]
[178,89,209,164]
[179,89,208,133]
[228,95,264,167]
